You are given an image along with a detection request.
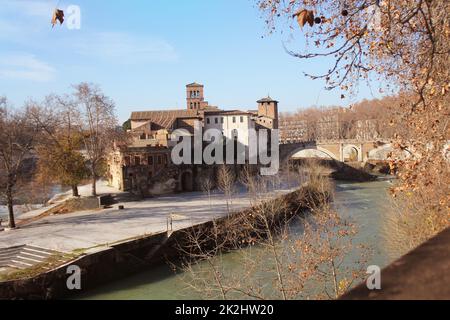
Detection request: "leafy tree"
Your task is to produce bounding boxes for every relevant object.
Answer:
[36,141,88,198]
[122,119,131,131]
[30,95,88,197]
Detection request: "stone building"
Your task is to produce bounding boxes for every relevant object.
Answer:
[108,83,279,196]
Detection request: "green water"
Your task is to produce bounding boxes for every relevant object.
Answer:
[77,180,399,300]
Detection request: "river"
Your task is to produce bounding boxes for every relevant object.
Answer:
[76,179,403,300]
[0,185,68,222]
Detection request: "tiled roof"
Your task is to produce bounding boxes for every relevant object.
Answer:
[257,96,278,103]
[130,110,200,129]
[132,120,151,131]
[186,82,203,87]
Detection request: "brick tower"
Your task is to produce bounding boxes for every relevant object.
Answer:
[257,96,279,129]
[186,82,208,110]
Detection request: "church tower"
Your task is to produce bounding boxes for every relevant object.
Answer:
[186,83,207,110]
[257,96,279,129]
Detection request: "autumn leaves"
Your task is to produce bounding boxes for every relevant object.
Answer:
[293,9,315,28]
[293,8,348,30]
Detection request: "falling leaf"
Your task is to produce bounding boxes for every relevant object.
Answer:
[51,9,64,27]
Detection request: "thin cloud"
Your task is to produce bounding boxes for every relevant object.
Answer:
[2,0,54,18]
[73,32,179,64]
[0,53,56,82]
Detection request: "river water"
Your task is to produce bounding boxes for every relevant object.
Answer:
[77,179,403,300]
[1,185,67,222]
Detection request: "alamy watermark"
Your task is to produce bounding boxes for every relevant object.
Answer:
[366,265,382,290]
[54,5,81,30]
[170,121,280,176]
[66,265,81,290]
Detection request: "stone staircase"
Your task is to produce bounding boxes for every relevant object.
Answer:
[0,245,64,270]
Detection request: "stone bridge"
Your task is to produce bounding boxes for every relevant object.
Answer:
[279,139,389,163]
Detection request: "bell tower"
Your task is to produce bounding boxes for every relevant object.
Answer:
[257,96,279,129]
[186,82,207,110]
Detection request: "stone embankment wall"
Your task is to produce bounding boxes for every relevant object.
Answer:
[0,186,324,300]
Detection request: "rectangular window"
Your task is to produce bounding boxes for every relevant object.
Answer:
[134,156,141,166]
[232,117,236,123]
[215,117,218,124]
[157,155,162,165]
[207,118,210,124]
[240,116,244,123]
[124,156,131,166]
[221,117,224,124]
[148,156,154,165]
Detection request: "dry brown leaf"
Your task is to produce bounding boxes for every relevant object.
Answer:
[294,9,315,29]
[51,9,64,27]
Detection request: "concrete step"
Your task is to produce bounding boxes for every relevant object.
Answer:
[0,245,64,270]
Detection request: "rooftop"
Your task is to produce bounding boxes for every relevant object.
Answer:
[186,82,204,87]
[257,96,278,103]
[130,110,201,129]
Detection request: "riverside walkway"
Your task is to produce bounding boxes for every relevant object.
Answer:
[0,181,296,253]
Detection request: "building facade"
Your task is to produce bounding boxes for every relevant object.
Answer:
[108,83,279,196]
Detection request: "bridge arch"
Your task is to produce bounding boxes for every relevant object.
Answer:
[288,146,339,161]
[343,144,360,162]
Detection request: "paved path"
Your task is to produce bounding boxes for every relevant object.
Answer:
[0,184,296,253]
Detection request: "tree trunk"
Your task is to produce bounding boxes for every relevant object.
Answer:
[92,177,97,196]
[72,185,79,197]
[6,185,15,229]
[91,165,97,196]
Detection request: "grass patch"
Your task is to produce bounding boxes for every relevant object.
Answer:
[0,252,80,282]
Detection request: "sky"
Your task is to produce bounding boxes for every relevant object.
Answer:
[0,0,383,123]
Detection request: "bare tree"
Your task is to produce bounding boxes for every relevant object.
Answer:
[200,174,215,208]
[0,99,46,228]
[260,0,450,240]
[73,83,118,196]
[179,165,369,300]
[217,165,236,214]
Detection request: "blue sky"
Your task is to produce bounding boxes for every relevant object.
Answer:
[0,0,382,122]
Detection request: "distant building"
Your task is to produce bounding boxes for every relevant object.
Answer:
[108,83,279,196]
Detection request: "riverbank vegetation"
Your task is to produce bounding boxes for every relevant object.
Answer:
[258,0,449,252]
[179,163,369,299]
